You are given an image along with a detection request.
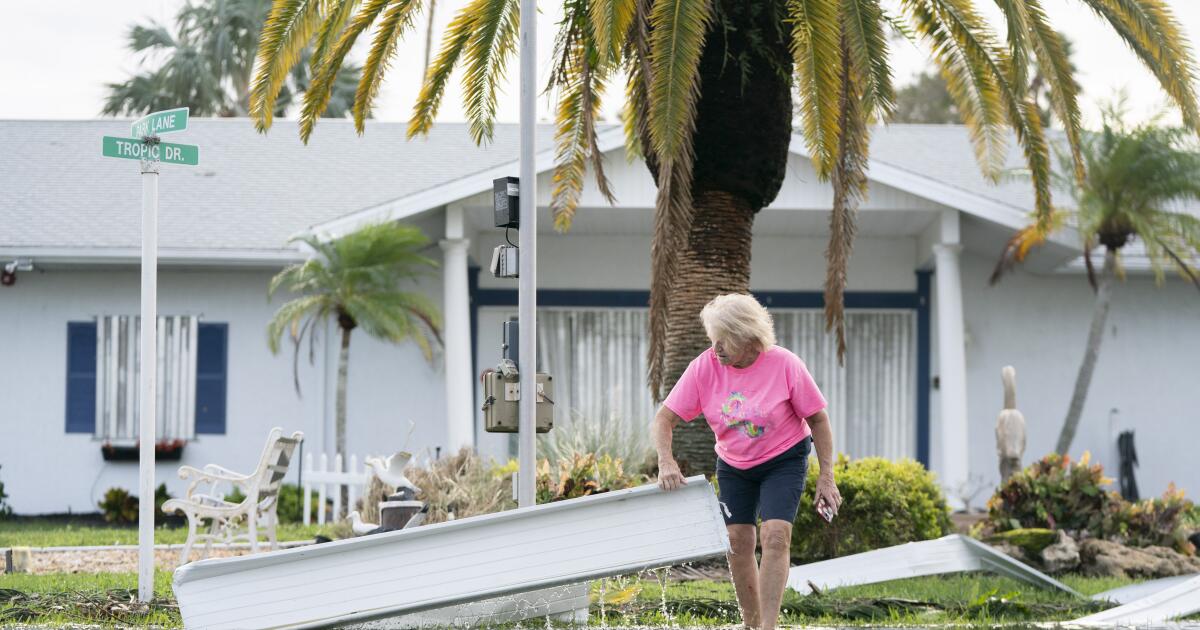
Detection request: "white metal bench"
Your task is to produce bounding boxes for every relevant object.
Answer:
[162,427,303,565]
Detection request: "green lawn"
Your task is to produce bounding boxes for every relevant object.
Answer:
[0,571,1144,628]
[0,519,336,547]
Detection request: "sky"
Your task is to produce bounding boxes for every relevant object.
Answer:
[1,1,1198,128]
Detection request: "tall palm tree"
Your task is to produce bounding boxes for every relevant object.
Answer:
[103,0,362,118]
[268,223,443,505]
[993,113,1200,456]
[250,0,1198,475]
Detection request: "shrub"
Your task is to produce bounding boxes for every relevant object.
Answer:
[535,452,649,504]
[99,487,138,525]
[538,410,655,474]
[404,448,516,524]
[223,484,318,523]
[986,452,1123,539]
[1117,484,1196,555]
[791,455,952,563]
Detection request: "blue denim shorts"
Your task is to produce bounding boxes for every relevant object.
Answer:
[716,437,811,525]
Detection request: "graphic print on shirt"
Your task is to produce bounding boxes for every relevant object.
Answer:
[720,391,767,438]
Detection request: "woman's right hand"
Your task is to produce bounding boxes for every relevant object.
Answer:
[657,457,686,491]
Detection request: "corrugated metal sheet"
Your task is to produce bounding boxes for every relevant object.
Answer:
[172,476,728,630]
[95,315,197,441]
[536,307,916,460]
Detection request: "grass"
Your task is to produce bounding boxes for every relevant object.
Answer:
[0,518,337,548]
[0,564,1172,628]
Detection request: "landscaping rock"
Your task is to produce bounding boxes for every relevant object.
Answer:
[988,528,1057,556]
[1040,531,1080,573]
[1079,538,1200,578]
[988,540,1030,564]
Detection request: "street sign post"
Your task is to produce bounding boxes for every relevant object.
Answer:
[100,109,198,603]
[131,107,188,138]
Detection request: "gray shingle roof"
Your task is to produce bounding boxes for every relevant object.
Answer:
[0,119,1095,255]
[0,119,555,252]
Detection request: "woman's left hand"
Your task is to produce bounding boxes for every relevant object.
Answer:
[814,473,842,518]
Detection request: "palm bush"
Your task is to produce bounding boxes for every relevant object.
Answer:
[267,222,442,506]
[538,409,654,472]
[994,113,1200,455]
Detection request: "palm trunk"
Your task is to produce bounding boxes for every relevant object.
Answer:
[654,0,793,477]
[667,192,757,476]
[1056,249,1116,454]
[337,324,352,511]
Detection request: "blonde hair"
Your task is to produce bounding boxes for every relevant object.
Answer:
[700,294,776,353]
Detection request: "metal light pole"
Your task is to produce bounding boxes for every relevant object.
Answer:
[138,155,159,602]
[516,0,537,508]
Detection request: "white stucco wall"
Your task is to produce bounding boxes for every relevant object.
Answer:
[957,252,1200,500]
[0,268,447,514]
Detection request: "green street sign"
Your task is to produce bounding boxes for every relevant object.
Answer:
[131,107,189,138]
[102,136,199,166]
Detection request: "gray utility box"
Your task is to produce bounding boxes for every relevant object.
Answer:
[483,372,554,433]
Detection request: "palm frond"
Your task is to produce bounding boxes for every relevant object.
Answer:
[825,38,870,363]
[299,0,393,143]
[551,0,616,231]
[311,0,362,74]
[621,0,654,164]
[790,0,843,177]
[1020,0,1086,181]
[645,0,712,164]
[902,0,1006,177]
[1078,0,1200,132]
[839,0,894,120]
[912,0,1054,222]
[644,0,711,400]
[250,0,324,131]
[461,0,521,144]
[354,0,424,132]
[408,4,476,137]
[591,0,636,65]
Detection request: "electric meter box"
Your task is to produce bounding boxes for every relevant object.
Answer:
[483,372,554,433]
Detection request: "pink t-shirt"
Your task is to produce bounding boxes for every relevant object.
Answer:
[663,345,826,470]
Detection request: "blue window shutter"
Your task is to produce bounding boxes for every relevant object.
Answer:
[65,322,97,433]
[195,323,228,434]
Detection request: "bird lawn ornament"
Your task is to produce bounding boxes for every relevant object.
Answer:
[995,366,1027,482]
[348,510,380,536]
[365,451,420,495]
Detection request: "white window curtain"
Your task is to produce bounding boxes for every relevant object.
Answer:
[534,307,916,461]
[94,315,198,442]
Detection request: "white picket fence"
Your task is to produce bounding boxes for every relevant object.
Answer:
[302,453,372,525]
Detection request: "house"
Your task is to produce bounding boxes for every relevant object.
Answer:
[1,119,1195,515]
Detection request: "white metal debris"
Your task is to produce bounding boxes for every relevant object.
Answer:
[1074,574,1200,625]
[1091,574,1197,605]
[786,534,1080,597]
[345,583,590,629]
[173,475,728,629]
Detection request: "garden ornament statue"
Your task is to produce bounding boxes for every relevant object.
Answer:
[365,450,425,530]
[996,366,1026,482]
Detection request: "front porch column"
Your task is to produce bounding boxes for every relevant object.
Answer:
[933,242,970,506]
[440,205,474,452]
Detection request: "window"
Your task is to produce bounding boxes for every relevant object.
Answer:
[64,318,228,438]
[531,307,916,460]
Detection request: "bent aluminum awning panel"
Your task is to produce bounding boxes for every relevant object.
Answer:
[347,582,590,629]
[173,476,727,630]
[1092,574,1198,605]
[1074,574,1200,625]
[786,535,1079,597]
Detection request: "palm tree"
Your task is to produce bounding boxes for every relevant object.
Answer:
[250,0,1198,475]
[993,113,1200,456]
[102,0,361,118]
[268,223,443,505]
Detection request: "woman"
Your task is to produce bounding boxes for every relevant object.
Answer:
[653,293,841,630]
